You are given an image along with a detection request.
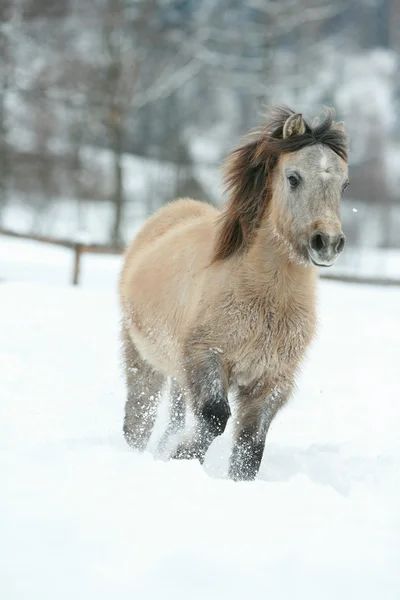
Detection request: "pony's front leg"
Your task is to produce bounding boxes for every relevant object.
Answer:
[173,351,230,463]
[229,384,287,481]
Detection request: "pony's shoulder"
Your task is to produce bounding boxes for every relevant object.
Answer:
[121,198,217,275]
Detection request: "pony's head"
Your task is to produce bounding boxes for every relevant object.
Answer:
[214,106,349,267]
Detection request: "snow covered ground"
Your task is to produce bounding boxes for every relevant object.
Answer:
[1,237,399,599]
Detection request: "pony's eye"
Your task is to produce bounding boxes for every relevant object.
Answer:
[288,175,300,188]
[342,180,350,192]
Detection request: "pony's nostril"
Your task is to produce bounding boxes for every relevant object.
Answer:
[310,232,326,253]
[336,234,345,254]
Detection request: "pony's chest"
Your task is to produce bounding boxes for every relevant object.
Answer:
[230,301,315,385]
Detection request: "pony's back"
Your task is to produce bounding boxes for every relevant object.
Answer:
[123,198,216,263]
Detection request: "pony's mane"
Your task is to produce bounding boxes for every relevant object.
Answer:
[213,106,348,262]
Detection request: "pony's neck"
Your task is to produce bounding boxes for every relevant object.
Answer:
[242,218,317,292]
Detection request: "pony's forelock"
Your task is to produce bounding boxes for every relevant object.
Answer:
[264,105,348,161]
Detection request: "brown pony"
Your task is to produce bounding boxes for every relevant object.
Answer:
[119,106,349,480]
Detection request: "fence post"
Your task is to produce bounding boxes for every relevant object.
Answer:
[73,244,83,285]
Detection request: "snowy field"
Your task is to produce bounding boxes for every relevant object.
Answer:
[1,237,399,599]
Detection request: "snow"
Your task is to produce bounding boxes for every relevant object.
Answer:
[0,236,121,290]
[1,238,399,599]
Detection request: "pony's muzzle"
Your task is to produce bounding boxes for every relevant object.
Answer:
[308,230,345,267]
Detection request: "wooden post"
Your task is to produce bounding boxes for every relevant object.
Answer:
[73,244,82,285]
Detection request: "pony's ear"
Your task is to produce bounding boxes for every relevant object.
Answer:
[283,113,306,138]
[332,120,345,133]
[213,137,270,262]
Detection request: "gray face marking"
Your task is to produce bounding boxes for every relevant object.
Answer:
[272,144,348,267]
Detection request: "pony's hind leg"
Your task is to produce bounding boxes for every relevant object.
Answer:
[156,378,187,458]
[121,326,165,451]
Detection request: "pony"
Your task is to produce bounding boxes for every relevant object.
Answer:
[119,106,349,480]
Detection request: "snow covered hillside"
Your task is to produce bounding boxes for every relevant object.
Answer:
[0,238,399,599]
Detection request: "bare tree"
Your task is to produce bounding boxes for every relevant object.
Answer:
[4,0,395,262]
[0,11,14,223]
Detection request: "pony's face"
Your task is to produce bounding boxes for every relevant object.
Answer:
[214,107,349,265]
[271,144,348,267]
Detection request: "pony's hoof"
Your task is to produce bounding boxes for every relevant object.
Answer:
[228,465,258,482]
[123,425,147,452]
[202,395,231,435]
[172,442,204,462]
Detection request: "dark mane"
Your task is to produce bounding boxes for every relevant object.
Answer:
[213,106,349,262]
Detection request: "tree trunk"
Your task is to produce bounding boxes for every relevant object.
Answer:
[0,32,9,225]
[110,117,124,246]
[0,91,8,226]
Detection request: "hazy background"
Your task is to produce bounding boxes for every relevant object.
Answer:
[1,0,399,277]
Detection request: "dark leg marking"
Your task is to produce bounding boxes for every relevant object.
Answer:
[121,326,165,451]
[229,428,266,481]
[201,393,231,437]
[229,388,284,481]
[172,350,230,463]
